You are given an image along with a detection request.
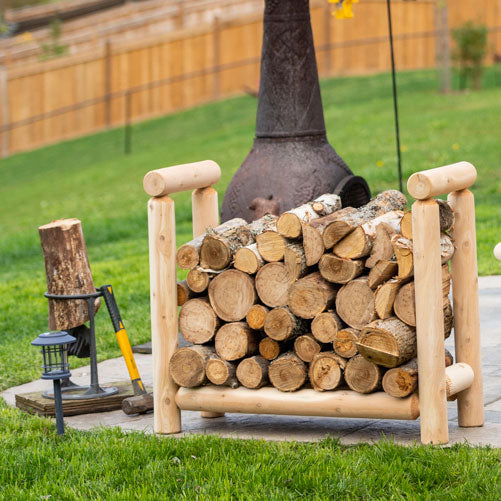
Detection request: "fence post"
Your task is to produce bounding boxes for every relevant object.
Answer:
[213,15,221,101]
[323,1,331,76]
[0,65,9,158]
[433,0,451,93]
[104,39,112,129]
[177,0,184,29]
[124,90,132,155]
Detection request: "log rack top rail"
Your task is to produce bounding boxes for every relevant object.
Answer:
[144,160,483,445]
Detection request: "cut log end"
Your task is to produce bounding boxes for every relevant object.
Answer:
[294,334,321,363]
[344,354,383,394]
[309,352,346,391]
[259,337,281,361]
[179,298,220,344]
[311,311,343,343]
[236,356,269,389]
[246,304,269,330]
[333,327,360,358]
[268,353,307,392]
[206,357,238,388]
[169,346,214,388]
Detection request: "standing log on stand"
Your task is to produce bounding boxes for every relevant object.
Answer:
[264,307,309,341]
[39,219,99,330]
[255,262,291,307]
[400,200,454,239]
[318,254,364,284]
[234,244,264,274]
[309,352,347,391]
[186,267,218,293]
[288,272,339,319]
[294,334,322,362]
[276,194,342,239]
[206,356,239,388]
[357,317,416,368]
[322,190,408,249]
[208,269,256,321]
[169,345,215,388]
[333,327,361,358]
[311,310,344,343]
[256,231,286,262]
[269,353,307,392]
[344,355,383,394]
[284,242,308,281]
[366,223,398,268]
[374,278,409,319]
[179,298,220,344]
[259,337,288,361]
[368,260,398,289]
[176,218,247,269]
[246,304,269,330]
[236,356,270,389]
[335,276,376,329]
[333,210,404,260]
[215,322,260,361]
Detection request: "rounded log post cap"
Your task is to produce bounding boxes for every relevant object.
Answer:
[143,160,221,197]
[407,162,477,200]
[494,243,501,261]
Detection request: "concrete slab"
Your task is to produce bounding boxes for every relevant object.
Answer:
[2,275,501,446]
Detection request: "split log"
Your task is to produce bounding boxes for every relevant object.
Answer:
[322,190,408,249]
[366,223,398,268]
[208,269,256,322]
[276,194,342,239]
[246,304,269,330]
[357,317,416,368]
[284,242,308,281]
[311,311,344,343]
[294,334,322,362]
[309,207,357,234]
[318,254,364,284]
[301,223,324,266]
[258,337,288,361]
[179,298,220,344]
[309,352,347,391]
[39,219,99,330]
[255,262,291,308]
[256,231,286,262]
[374,278,410,319]
[333,327,361,358]
[344,355,383,394]
[234,243,264,274]
[177,280,200,306]
[169,345,215,388]
[176,217,246,269]
[206,356,239,388]
[215,322,260,361]
[400,211,413,240]
[399,200,454,240]
[382,350,455,398]
[367,260,398,289]
[268,353,307,392]
[186,267,219,293]
[333,210,403,260]
[288,272,339,319]
[236,356,269,389]
[335,276,376,329]
[264,307,309,341]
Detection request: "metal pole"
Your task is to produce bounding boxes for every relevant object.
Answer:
[53,379,65,435]
[87,297,100,394]
[386,0,403,192]
[124,90,132,155]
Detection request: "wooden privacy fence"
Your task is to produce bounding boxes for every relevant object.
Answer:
[1,0,501,157]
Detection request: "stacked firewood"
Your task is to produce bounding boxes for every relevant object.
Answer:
[170,190,456,397]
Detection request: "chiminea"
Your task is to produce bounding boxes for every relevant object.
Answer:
[221,0,370,223]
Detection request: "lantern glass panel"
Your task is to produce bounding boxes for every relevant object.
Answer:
[41,344,70,379]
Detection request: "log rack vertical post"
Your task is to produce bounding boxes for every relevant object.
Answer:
[143,161,221,434]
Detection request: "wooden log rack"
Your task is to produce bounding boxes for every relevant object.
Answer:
[143,160,483,445]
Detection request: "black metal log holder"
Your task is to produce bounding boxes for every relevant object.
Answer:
[43,290,118,400]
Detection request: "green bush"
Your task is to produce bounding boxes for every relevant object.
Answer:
[452,21,488,90]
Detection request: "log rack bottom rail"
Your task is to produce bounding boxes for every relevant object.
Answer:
[176,386,420,421]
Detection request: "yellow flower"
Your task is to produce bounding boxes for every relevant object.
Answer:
[452,143,460,151]
[330,0,358,19]
[20,31,33,43]
[401,145,408,152]
[377,160,384,167]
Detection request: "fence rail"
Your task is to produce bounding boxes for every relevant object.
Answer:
[1,0,500,157]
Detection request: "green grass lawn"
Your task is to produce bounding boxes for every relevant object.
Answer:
[0,68,501,498]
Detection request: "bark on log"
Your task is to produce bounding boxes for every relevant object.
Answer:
[308,352,347,391]
[357,317,416,368]
[208,269,256,322]
[169,345,215,388]
[176,218,247,269]
[256,231,286,262]
[399,200,454,240]
[206,356,239,388]
[311,310,344,343]
[214,322,260,361]
[39,219,99,330]
[368,260,398,289]
[322,190,408,249]
[268,352,307,392]
[333,210,403,260]
[344,354,383,394]
[374,278,410,319]
[177,280,200,306]
[247,214,278,236]
[276,194,342,239]
[294,334,322,362]
[179,298,220,344]
[246,304,269,330]
[284,242,308,282]
[301,223,324,266]
[264,306,309,341]
[288,272,339,319]
[366,222,398,268]
[318,254,365,284]
[236,356,269,389]
[333,327,361,358]
[234,243,264,274]
[255,262,291,308]
[258,337,288,361]
[335,276,377,329]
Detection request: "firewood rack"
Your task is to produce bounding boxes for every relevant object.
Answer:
[143,160,483,445]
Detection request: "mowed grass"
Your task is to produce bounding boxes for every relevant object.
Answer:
[1,400,501,500]
[0,68,500,393]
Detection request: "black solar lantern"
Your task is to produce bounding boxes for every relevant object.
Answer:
[32,331,76,435]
